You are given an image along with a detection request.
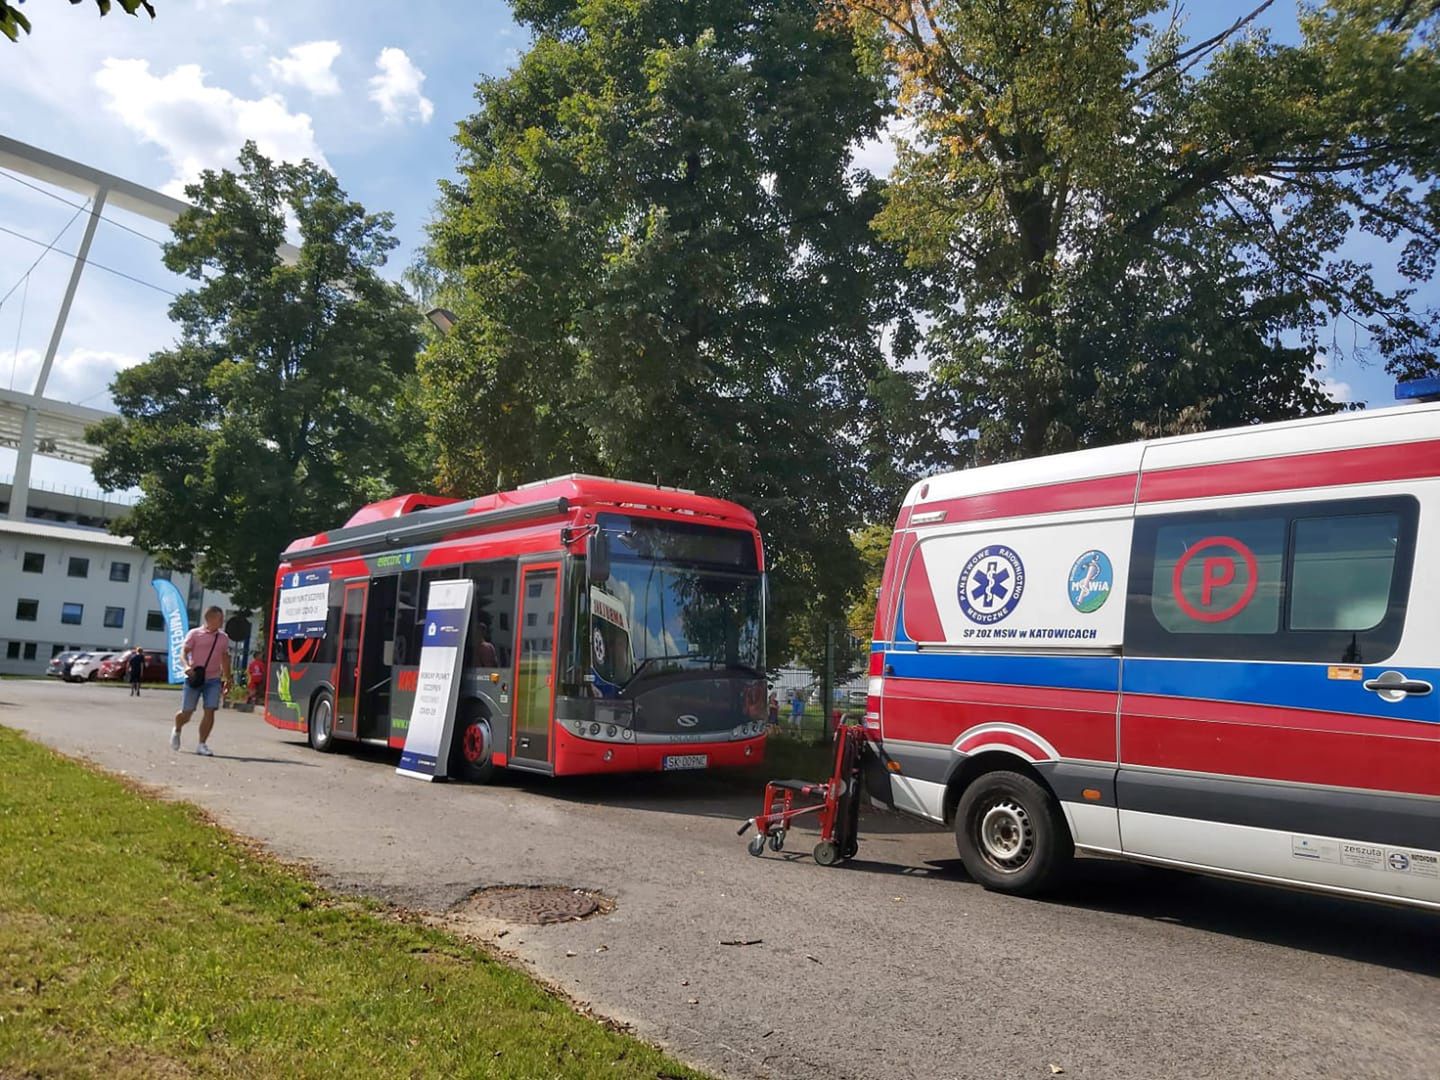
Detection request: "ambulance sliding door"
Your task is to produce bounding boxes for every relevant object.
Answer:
[1118,489,1440,905]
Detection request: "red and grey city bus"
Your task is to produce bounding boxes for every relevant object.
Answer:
[262,475,768,780]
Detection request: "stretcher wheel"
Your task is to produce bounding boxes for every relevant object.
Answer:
[842,840,859,860]
[747,834,767,857]
[769,831,785,852]
[813,840,841,867]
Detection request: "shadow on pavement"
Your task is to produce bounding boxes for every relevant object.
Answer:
[1042,858,1440,976]
[208,753,320,767]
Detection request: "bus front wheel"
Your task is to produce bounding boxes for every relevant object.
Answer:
[954,769,1072,896]
[308,691,336,753]
[449,704,496,784]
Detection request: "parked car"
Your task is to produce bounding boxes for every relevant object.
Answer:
[46,651,82,678]
[67,652,119,682]
[97,651,168,683]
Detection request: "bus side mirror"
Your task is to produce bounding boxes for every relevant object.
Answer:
[588,530,611,583]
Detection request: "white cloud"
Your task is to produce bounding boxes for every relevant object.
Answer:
[93,58,328,194]
[1,346,143,410]
[1315,356,1353,404]
[851,116,913,179]
[368,47,434,125]
[268,40,342,97]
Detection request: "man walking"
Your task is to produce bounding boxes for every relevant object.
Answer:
[127,648,145,697]
[171,606,232,757]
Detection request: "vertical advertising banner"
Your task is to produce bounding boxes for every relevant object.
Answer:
[397,579,473,781]
[150,579,190,684]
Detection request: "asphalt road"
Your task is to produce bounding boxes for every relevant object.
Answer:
[3,678,1437,1080]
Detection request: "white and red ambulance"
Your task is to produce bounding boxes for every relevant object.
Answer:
[866,388,1440,909]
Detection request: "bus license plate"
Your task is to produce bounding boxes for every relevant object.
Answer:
[663,754,709,771]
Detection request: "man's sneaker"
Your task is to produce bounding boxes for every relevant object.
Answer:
[169,729,181,751]
[196,743,214,757]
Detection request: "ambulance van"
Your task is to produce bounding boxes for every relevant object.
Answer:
[866,389,1440,910]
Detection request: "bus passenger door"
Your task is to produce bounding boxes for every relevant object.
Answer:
[510,562,560,768]
[333,582,366,739]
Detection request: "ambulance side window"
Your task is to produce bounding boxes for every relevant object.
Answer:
[1289,513,1400,632]
[1126,495,1418,664]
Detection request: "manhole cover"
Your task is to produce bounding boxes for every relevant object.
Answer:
[454,885,611,925]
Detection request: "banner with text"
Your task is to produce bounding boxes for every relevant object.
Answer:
[150,578,190,684]
[396,579,473,781]
[276,567,332,640]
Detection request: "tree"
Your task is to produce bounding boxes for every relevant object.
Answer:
[88,143,424,616]
[1,0,154,42]
[823,0,1440,462]
[422,0,949,668]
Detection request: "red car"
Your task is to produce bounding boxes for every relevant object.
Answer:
[98,652,169,683]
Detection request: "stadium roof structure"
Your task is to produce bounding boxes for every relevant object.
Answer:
[0,135,297,520]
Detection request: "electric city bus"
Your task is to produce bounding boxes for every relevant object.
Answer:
[263,475,768,781]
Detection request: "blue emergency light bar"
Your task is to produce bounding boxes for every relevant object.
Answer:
[1394,376,1440,403]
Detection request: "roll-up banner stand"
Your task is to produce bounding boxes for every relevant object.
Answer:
[397,579,473,781]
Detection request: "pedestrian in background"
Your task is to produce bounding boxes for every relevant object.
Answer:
[127,648,144,697]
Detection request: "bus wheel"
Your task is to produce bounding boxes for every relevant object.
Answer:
[450,705,496,784]
[954,770,1072,896]
[308,691,336,753]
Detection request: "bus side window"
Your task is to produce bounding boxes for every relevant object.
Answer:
[462,561,514,668]
[394,570,418,665]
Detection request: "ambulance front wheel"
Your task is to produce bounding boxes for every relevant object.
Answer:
[955,770,1072,896]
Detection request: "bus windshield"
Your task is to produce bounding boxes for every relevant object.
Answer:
[588,515,762,693]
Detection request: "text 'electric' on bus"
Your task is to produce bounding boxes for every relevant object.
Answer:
[263,475,768,780]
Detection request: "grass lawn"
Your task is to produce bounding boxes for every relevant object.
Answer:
[0,726,704,1079]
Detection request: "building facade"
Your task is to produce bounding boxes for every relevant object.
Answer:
[0,482,248,675]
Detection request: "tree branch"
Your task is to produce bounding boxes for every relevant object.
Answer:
[1128,0,1275,92]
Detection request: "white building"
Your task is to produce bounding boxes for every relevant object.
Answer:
[0,481,248,675]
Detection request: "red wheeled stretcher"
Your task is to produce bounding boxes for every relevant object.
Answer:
[737,723,871,866]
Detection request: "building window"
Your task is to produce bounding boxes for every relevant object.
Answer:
[68,556,89,578]
[61,602,84,626]
[153,567,172,581]
[110,561,131,583]
[50,644,64,657]
[146,610,164,632]
[104,606,126,629]
[5,642,18,660]
[22,643,36,661]
[22,552,44,573]
[15,599,38,622]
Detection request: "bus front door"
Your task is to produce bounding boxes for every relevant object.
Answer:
[510,563,559,768]
[334,582,366,739]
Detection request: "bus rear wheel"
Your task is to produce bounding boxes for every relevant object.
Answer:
[449,704,496,784]
[308,690,336,753]
[954,769,1072,896]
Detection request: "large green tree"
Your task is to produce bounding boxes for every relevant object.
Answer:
[89,144,424,615]
[421,0,947,668]
[826,0,1440,461]
[1,0,154,42]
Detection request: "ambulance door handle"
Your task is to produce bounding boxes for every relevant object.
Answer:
[1362,671,1433,702]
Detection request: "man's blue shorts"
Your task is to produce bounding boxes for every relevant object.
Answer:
[182,677,222,712]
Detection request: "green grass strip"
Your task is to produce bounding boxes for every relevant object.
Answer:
[0,726,704,1079]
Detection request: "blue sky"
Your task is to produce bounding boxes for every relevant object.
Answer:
[0,0,1426,494]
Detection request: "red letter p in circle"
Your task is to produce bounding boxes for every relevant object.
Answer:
[1200,557,1235,606]
[1172,537,1258,623]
